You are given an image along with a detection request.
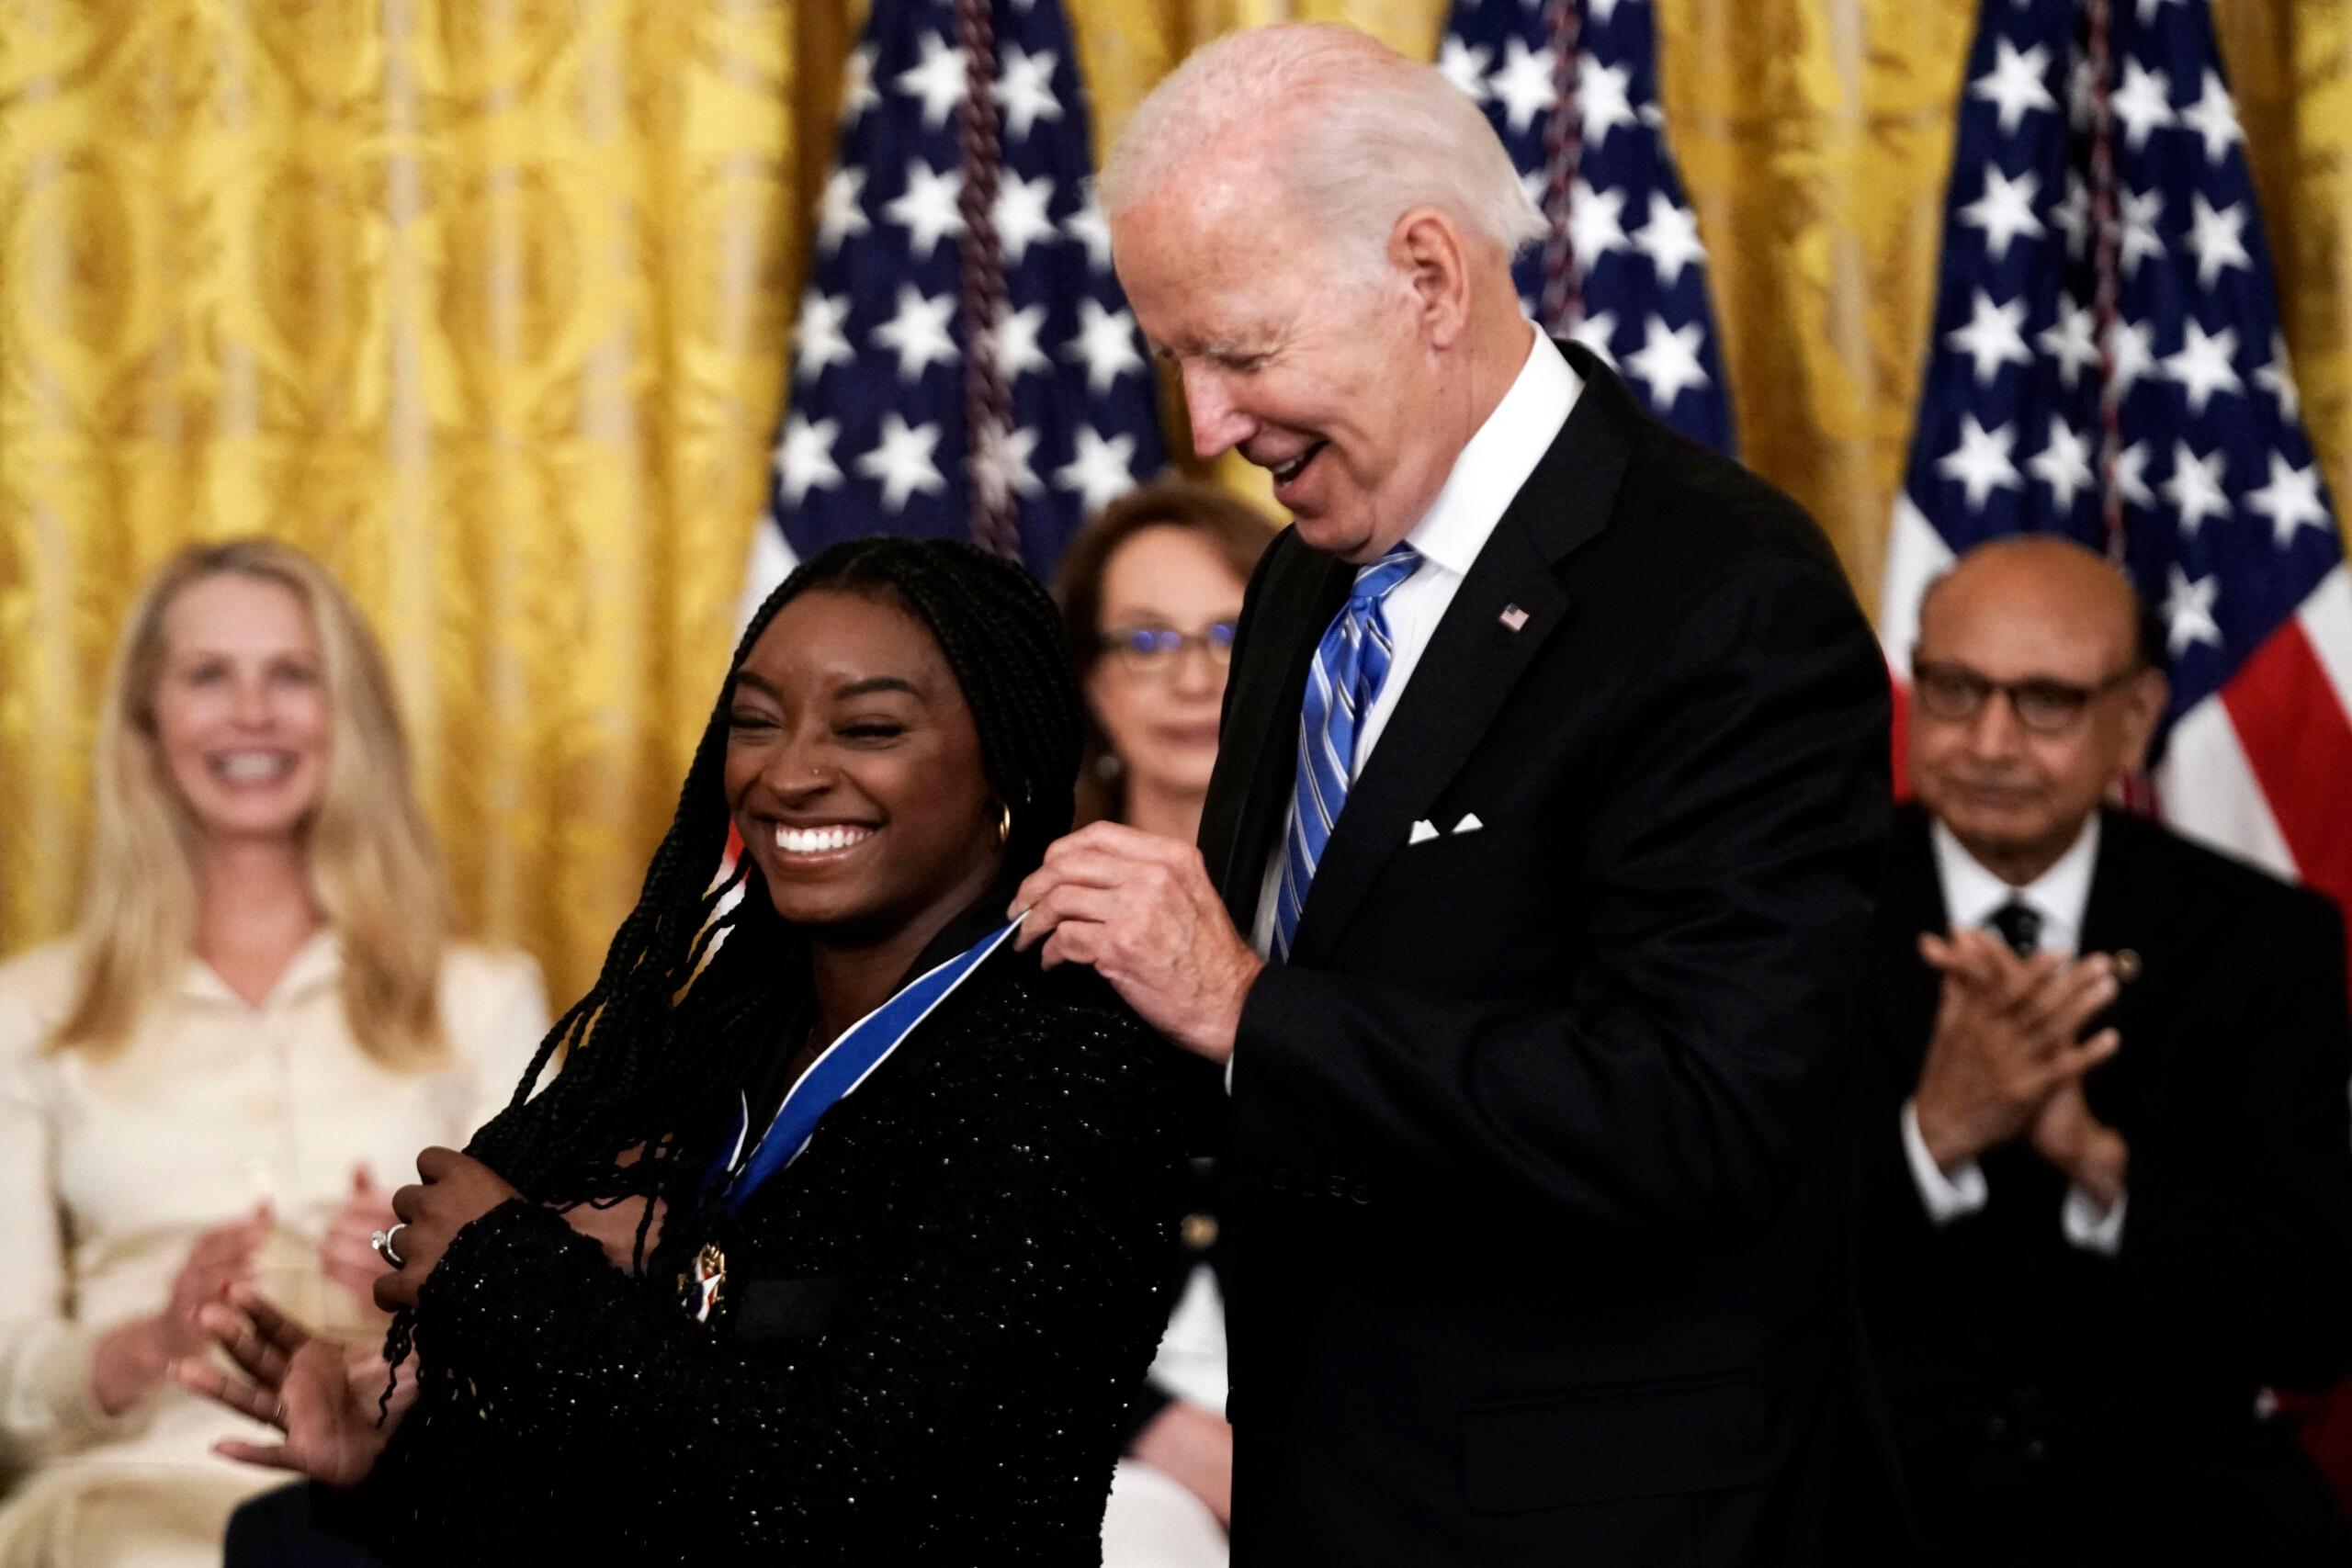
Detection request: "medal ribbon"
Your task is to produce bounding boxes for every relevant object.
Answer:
[711,917,1023,1215]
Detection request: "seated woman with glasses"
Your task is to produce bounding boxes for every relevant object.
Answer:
[1057,482,1273,1566]
[185,537,1192,1564]
[1060,482,1272,842]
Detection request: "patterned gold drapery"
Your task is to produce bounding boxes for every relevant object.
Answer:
[4,0,2347,999]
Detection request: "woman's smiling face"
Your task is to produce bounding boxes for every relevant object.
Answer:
[723,588,1001,942]
[150,572,333,846]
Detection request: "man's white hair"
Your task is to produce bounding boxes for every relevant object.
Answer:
[1099,23,1547,282]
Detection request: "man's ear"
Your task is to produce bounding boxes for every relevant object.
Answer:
[1389,207,1471,349]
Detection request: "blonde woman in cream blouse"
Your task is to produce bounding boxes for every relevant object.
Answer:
[0,539,548,1568]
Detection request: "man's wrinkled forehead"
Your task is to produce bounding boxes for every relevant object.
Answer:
[1140,110,1293,215]
[1116,179,1313,356]
[1919,544,2143,668]
[1915,593,2141,703]
[1113,130,1305,259]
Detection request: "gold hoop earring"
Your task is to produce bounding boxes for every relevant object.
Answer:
[996,803,1012,846]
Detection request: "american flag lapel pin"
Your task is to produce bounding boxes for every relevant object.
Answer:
[1499,604,1530,633]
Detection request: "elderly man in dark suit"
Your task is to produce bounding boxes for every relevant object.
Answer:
[1860,535,2352,1564]
[1013,22,1905,1566]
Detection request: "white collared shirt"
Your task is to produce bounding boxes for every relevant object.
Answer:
[1247,326,1583,958]
[1930,816,2098,963]
[1900,817,2129,1254]
[0,933,549,1458]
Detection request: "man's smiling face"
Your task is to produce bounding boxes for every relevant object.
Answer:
[1111,164,1460,564]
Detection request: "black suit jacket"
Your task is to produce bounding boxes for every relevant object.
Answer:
[1858,803,2352,1565]
[1199,344,1907,1565]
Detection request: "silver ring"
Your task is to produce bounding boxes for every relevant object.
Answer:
[370,1224,408,1269]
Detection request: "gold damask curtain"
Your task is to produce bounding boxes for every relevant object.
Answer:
[3,0,2347,999]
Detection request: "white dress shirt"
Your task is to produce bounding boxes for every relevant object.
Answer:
[1247,326,1583,959]
[1900,817,2129,1254]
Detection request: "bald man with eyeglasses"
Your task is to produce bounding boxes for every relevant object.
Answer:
[1859,535,2352,1564]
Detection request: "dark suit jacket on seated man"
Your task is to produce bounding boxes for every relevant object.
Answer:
[1012,23,1908,1566]
[1859,536,2352,1565]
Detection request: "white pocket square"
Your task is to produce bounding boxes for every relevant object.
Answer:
[1408,819,1440,845]
[1452,813,1485,835]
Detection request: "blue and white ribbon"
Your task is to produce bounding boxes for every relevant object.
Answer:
[712,917,1023,1213]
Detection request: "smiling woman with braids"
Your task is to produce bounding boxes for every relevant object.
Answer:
[178,538,1193,1563]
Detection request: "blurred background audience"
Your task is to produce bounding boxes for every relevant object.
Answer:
[1058,482,1272,1565]
[1855,536,2352,1566]
[0,540,548,1568]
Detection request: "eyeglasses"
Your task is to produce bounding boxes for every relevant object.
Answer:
[1099,621,1238,675]
[1911,659,2143,735]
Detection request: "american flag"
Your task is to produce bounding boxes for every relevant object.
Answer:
[1438,0,1735,451]
[744,0,1164,616]
[1880,0,2352,971]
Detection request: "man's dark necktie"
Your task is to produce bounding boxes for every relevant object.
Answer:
[1988,900,2042,958]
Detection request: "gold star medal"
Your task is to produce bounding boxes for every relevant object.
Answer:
[681,1242,727,1323]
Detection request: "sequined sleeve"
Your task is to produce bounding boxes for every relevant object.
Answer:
[390,994,1184,1560]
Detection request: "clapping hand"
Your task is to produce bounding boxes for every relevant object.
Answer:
[2028,1072,2130,1208]
[319,1167,398,1315]
[175,1289,410,1485]
[1911,928,2121,1172]
[89,1202,273,1416]
[161,1202,272,1360]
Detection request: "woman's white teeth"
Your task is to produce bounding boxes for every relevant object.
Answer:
[213,752,292,783]
[1272,449,1312,483]
[775,824,873,855]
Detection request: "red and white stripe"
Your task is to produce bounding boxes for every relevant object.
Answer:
[2163,564,2352,927]
[739,514,799,637]
[1879,496,1960,791]
[1880,497,1959,686]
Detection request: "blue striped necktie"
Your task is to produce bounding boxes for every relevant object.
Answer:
[1272,543,1422,961]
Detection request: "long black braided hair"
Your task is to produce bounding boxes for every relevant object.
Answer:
[381,536,1085,1388]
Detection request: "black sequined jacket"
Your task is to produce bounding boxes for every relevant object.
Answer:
[359,946,1189,1565]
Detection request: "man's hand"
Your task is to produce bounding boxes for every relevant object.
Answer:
[1911,929,2120,1171]
[374,1147,521,1313]
[2030,1077,2130,1209]
[1011,822,1264,1064]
